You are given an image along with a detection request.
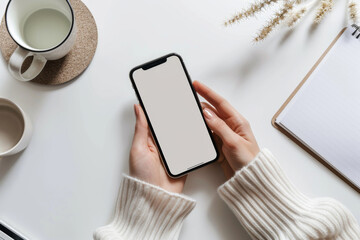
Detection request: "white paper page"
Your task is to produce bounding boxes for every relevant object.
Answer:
[276,27,360,188]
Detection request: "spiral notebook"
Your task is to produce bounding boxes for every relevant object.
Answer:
[272,25,360,193]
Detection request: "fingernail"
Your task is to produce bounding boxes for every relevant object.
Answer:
[203,108,213,119]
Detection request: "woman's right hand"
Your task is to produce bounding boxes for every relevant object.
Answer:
[193,81,260,179]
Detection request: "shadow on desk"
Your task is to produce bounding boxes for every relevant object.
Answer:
[185,163,251,240]
[0,152,22,184]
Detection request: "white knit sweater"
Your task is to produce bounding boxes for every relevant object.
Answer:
[94,149,360,240]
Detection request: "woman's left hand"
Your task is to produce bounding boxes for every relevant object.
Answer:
[129,104,186,194]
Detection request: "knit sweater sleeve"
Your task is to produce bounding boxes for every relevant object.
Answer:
[218,149,360,240]
[93,175,196,240]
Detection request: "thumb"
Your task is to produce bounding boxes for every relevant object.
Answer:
[132,104,148,147]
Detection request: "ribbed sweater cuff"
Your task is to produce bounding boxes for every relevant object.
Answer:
[218,149,360,240]
[94,175,196,240]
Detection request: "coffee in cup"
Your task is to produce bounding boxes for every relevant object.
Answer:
[0,98,32,158]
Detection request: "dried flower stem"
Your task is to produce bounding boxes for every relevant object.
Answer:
[287,7,306,27]
[225,0,359,42]
[225,0,279,26]
[287,0,317,27]
[255,1,295,42]
[349,0,359,24]
[314,0,334,23]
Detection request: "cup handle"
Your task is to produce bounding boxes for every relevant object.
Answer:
[8,47,47,82]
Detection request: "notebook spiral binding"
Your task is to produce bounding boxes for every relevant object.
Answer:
[351,24,360,39]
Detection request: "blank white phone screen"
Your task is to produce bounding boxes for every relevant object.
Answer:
[132,55,217,176]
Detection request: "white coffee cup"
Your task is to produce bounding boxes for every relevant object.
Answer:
[0,98,32,158]
[5,0,76,82]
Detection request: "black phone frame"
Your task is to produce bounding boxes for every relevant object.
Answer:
[0,222,26,240]
[129,53,219,178]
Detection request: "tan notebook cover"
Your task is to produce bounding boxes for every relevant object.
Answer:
[272,27,360,193]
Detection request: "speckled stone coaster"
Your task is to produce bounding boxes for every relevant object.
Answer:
[0,0,98,85]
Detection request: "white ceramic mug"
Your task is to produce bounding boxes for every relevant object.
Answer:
[0,98,32,158]
[5,0,76,82]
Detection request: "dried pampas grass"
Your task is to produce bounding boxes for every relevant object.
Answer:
[255,2,294,41]
[225,0,360,42]
[349,1,359,24]
[225,0,280,26]
[314,0,334,23]
[287,7,307,27]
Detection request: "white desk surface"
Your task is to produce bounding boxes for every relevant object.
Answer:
[0,0,359,239]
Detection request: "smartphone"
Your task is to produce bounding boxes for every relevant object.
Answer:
[130,53,218,177]
[0,221,28,240]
